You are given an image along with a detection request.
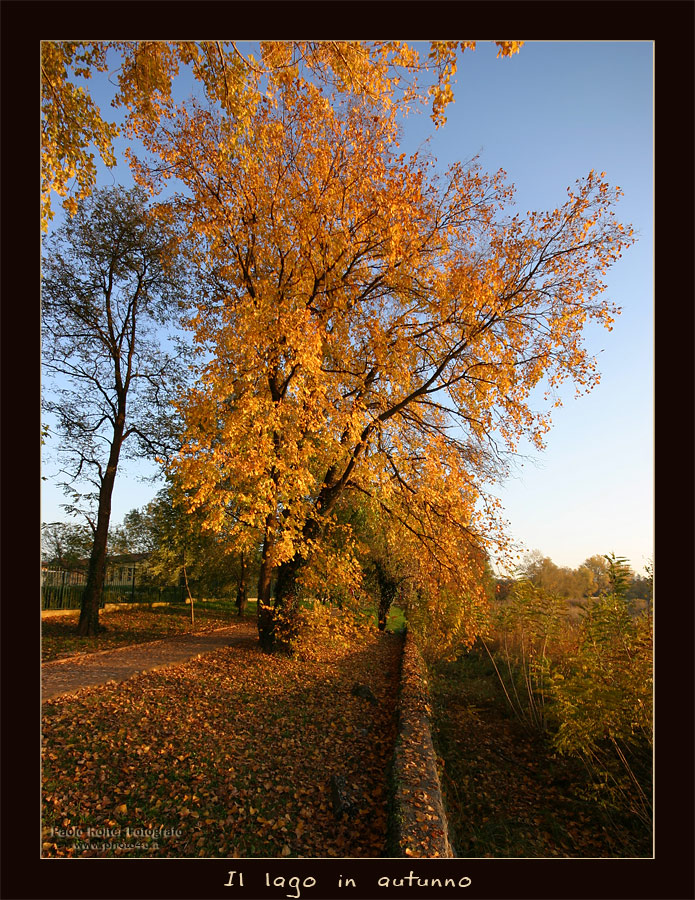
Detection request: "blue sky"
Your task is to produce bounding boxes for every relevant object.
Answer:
[41,41,654,574]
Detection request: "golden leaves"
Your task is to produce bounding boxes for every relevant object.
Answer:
[41,41,119,231]
[42,40,526,228]
[39,39,631,660]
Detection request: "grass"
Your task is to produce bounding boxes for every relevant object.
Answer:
[42,600,406,664]
[385,605,406,633]
[42,623,403,858]
[42,600,255,662]
[429,649,652,858]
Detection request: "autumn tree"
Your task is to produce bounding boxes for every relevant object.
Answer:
[152,59,634,651]
[518,550,596,604]
[41,187,188,635]
[581,554,613,597]
[41,40,523,230]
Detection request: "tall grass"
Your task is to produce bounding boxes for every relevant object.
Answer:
[481,581,653,851]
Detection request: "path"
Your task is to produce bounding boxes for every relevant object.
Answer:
[42,621,258,701]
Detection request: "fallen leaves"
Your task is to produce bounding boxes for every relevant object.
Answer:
[42,629,402,858]
[42,603,246,662]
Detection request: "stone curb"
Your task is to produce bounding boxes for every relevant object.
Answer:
[387,629,454,858]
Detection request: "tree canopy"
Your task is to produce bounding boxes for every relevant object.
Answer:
[151,62,634,648]
[41,40,523,231]
[41,40,637,653]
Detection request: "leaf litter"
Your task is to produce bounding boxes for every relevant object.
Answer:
[42,628,402,858]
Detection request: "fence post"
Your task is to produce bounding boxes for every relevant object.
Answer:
[131,564,136,603]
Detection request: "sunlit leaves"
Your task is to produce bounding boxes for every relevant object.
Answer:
[161,60,633,648]
[42,40,523,228]
[41,604,240,662]
[41,41,119,231]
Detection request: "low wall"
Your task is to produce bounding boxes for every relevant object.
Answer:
[41,601,173,619]
[387,629,454,857]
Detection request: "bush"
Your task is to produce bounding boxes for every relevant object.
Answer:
[549,594,653,833]
[276,600,370,661]
[481,580,575,733]
[481,579,653,846]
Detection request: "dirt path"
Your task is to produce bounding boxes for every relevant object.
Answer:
[42,621,258,701]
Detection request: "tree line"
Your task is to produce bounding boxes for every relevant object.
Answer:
[497,550,653,611]
[41,40,637,649]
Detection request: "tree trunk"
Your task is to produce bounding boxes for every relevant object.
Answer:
[77,418,124,636]
[374,561,399,632]
[256,513,322,652]
[77,510,110,636]
[256,515,277,650]
[182,562,195,626]
[236,552,248,617]
[256,554,275,651]
[272,554,304,653]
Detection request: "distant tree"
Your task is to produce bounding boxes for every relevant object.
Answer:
[518,551,577,599]
[41,521,93,570]
[137,490,203,625]
[643,559,653,615]
[494,577,516,604]
[41,186,189,636]
[111,507,157,555]
[117,487,246,619]
[334,494,411,632]
[581,554,612,597]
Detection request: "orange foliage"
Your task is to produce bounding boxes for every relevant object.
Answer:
[154,65,633,643]
[42,40,634,650]
[42,40,523,228]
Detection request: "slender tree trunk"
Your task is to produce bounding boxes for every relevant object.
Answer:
[77,424,124,636]
[257,519,276,651]
[374,561,399,631]
[257,556,275,651]
[236,552,248,617]
[182,561,195,626]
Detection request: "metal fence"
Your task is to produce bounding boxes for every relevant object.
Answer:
[41,567,186,611]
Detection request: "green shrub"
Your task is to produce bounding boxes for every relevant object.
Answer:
[549,594,652,832]
[482,580,574,733]
[482,574,653,844]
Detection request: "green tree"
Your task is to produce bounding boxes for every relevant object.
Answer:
[118,487,246,617]
[41,521,93,570]
[41,187,188,636]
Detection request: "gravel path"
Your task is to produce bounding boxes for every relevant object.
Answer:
[42,621,258,701]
